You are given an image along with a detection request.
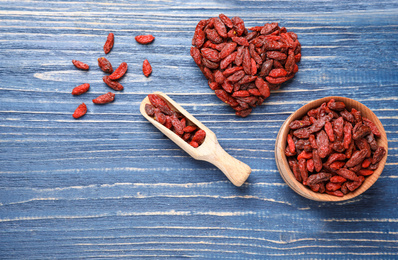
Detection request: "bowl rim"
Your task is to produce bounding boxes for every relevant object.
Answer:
[275,96,388,202]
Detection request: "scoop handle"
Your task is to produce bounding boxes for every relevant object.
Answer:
[198,140,251,187]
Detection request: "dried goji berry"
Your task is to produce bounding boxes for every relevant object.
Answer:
[98,57,113,74]
[148,94,173,115]
[287,134,295,154]
[330,175,347,183]
[190,47,202,66]
[206,28,223,44]
[220,51,237,69]
[362,158,371,168]
[231,16,245,36]
[219,42,237,59]
[109,62,128,80]
[191,129,206,144]
[268,68,288,78]
[219,14,233,28]
[142,59,152,77]
[104,33,114,54]
[135,34,155,44]
[73,103,87,119]
[72,83,90,96]
[325,190,344,197]
[372,146,386,164]
[362,117,381,137]
[72,60,89,70]
[183,125,197,133]
[92,92,115,104]
[103,76,124,91]
[214,18,227,38]
[231,36,249,46]
[145,103,155,116]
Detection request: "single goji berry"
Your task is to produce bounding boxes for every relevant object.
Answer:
[362,117,381,137]
[330,175,347,183]
[231,16,245,36]
[201,48,220,63]
[103,76,124,91]
[72,60,89,70]
[98,57,113,73]
[205,28,223,44]
[191,129,206,144]
[358,169,374,176]
[135,34,155,44]
[183,125,197,133]
[73,103,87,119]
[143,59,152,77]
[231,36,249,46]
[372,146,386,164]
[92,92,115,104]
[219,42,237,59]
[104,33,114,54]
[72,83,90,96]
[362,158,371,168]
[325,190,344,197]
[148,94,173,115]
[109,62,128,80]
[220,51,237,69]
[218,14,233,28]
[214,18,227,38]
[145,103,155,117]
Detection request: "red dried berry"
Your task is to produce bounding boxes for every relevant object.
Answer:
[135,35,155,44]
[103,76,124,91]
[109,62,128,80]
[143,59,152,77]
[104,33,114,54]
[72,60,89,70]
[98,57,113,74]
[92,92,115,104]
[72,83,90,95]
[73,103,87,119]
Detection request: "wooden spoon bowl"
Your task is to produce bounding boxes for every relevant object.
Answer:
[140,92,251,187]
[275,96,388,201]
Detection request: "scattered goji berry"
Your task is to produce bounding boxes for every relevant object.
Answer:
[73,103,87,119]
[104,33,114,54]
[98,57,113,73]
[72,60,89,70]
[103,76,124,91]
[142,59,152,77]
[109,62,128,80]
[92,92,115,104]
[72,83,90,96]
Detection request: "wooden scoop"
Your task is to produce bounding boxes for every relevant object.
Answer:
[140,92,251,187]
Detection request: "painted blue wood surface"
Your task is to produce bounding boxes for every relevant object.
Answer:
[0,0,398,259]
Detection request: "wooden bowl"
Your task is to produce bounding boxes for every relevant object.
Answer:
[275,96,388,201]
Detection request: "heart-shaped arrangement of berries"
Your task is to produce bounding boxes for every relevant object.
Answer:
[190,14,302,117]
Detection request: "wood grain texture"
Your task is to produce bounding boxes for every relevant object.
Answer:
[0,0,398,259]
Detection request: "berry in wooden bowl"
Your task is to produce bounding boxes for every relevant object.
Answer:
[275,96,388,201]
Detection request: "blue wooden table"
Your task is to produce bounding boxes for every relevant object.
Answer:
[1,1,397,259]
